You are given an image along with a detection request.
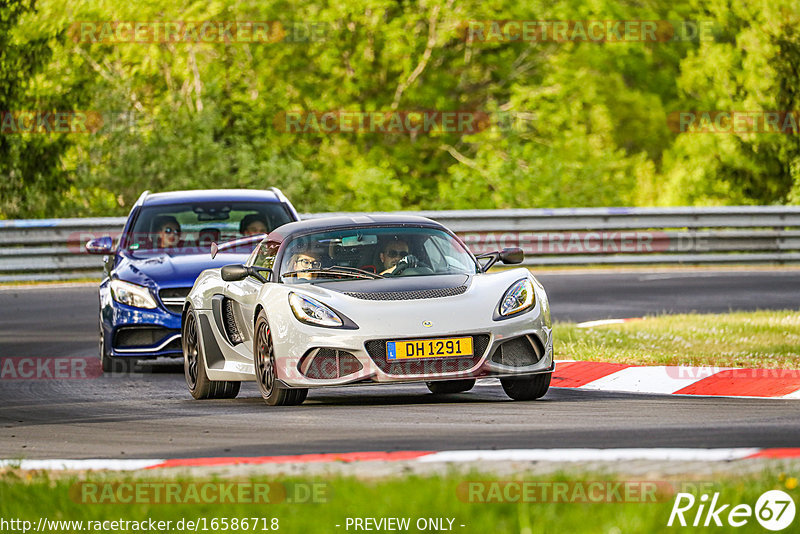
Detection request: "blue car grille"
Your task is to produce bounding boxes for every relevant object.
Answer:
[158,287,192,314]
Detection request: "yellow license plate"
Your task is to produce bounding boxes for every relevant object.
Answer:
[386,337,473,360]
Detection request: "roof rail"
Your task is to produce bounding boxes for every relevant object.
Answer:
[134,190,151,207]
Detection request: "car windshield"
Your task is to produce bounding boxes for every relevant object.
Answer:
[280,226,478,284]
[126,202,293,254]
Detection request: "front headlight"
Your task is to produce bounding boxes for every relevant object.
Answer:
[110,280,158,309]
[499,278,535,316]
[289,293,343,327]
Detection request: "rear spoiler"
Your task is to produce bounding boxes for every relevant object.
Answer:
[210,234,266,259]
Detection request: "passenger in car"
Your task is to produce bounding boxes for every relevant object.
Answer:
[289,251,323,280]
[240,214,269,236]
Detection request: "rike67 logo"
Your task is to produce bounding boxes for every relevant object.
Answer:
[668,490,795,530]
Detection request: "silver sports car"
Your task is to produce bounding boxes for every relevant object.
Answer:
[182,215,553,405]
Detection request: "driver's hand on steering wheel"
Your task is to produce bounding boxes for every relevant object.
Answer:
[387,254,418,275]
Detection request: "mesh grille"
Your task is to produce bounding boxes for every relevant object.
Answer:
[490,335,542,367]
[300,349,363,379]
[114,326,176,348]
[223,298,244,345]
[365,334,490,375]
[343,286,467,301]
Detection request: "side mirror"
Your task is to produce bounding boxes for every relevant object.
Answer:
[221,264,271,283]
[221,264,249,282]
[85,236,114,255]
[499,247,524,264]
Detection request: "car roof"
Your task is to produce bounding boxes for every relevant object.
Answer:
[271,214,445,240]
[142,189,282,206]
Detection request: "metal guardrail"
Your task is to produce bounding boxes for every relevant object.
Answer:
[1,206,799,281]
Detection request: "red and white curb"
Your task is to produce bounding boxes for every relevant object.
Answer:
[545,360,800,398]
[4,448,800,471]
[564,318,800,398]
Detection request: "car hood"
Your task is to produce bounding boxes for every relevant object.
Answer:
[115,250,250,290]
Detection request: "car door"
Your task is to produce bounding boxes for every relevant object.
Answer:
[224,239,280,349]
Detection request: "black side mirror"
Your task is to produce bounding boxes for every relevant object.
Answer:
[85,236,114,255]
[221,264,249,282]
[499,247,524,264]
[221,264,271,283]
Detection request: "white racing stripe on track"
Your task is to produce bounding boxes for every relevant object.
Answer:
[577,366,708,394]
[417,448,761,463]
[0,459,163,470]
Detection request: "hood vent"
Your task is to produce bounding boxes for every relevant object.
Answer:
[343,286,466,301]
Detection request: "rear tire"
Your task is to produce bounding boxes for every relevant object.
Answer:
[501,373,551,401]
[255,311,307,406]
[426,379,476,395]
[183,306,240,400]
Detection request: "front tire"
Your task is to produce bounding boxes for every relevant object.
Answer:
[254,311,307,406]
[501,373,551,401]
[183,306,240,400]
[426,379,476,394]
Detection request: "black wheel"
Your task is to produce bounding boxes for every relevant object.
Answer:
[100,320,136,373]
[426,379,476,394]
[255,311,307,406]
[501,373,551,401]
[183,306,240,400]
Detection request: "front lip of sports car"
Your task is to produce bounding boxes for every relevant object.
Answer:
[268,270,553,387]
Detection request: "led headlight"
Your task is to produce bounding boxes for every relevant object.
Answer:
[289,293,343,327]
[499,278,535,316]
[110,280,158,309]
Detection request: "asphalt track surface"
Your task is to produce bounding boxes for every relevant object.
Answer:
[1,269,799,459]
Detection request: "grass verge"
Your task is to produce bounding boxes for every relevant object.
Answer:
[555,310,800,369]
[1,470,798,534]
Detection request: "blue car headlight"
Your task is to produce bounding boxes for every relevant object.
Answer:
[110,280,158,309]
[289,293,344,327]
[499,279,535,316]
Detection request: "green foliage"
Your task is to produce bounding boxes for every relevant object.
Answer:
[2,0,800,217]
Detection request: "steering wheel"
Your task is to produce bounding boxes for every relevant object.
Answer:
[390,254,433,276]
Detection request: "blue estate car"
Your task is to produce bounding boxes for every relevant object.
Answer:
[85,189,299,372]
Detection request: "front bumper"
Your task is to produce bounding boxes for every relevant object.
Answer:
[101,290,182,358]
[272,308,553,388]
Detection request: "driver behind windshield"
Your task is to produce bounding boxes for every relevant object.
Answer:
[153,215,181,249]
[380,239,411,275]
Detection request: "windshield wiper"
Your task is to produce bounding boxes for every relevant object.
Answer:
[321,266,384,279]
[281,266,384,280]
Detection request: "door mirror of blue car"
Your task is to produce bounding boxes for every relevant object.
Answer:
[85,236,114,255]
